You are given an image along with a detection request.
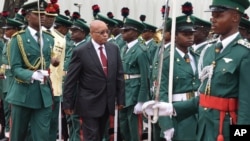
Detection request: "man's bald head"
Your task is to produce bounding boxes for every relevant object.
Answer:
[90,20,107,33]
[90,20,109,45]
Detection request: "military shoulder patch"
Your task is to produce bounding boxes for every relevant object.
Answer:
[237,39,250,48]
[11,30,25,37]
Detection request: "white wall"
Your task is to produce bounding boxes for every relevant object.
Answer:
[1,0,250,28]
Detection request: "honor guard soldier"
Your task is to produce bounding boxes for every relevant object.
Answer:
[5,0,57,140]
[143,0,250,141]
[119,18,150,141]
[192,16,212,55]
[151,18,172,141]
[1,17,23,141]
[53,13,73,141]
[157,11,200,141]
[112,18,126,50]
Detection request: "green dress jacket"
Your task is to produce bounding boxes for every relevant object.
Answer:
[121,40,150,107]
[6,28,54,109]
[2,41,14,94]
[174,34,250,141]
[159,47,200,141]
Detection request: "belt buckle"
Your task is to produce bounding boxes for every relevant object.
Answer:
[186,92,195,100]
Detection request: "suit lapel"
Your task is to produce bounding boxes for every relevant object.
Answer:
[88,42,104,75]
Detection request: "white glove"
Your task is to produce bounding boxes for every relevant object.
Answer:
[142,100,174,116]
[32,70,49,82]
[164,128,174,141]
[133,102,144,114]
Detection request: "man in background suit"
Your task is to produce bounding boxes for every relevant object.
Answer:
[63,20,125,141]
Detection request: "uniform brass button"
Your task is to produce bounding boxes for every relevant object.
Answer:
[222,68,226,71]
[204,107,207,110]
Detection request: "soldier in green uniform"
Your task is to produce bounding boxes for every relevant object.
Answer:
[158,14,200,141]
[1,17,23,140]
[119,18,150,141]
[151,18,172,141]
[143,0,250,141]
[5,0,57,140]
[112,18,126,50]
[192,16,212,55]
[65,19,90,141]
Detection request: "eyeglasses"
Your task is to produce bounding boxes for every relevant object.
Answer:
[93,30,110,35]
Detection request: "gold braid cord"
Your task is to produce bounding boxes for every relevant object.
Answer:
[16,34,46,70]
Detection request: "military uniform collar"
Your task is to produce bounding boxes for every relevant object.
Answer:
[114,33,122,40]
[127,39,138,49]
[192,41,207,51]
[145,38,153,45]
[219,32,239,52]
[74,39,86,47]
[27,26,38,39]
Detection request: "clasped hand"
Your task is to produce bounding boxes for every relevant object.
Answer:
[142,100,174,116]
[32,70,49,82]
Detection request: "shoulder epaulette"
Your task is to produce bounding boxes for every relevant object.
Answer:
[237,39,250,48]
[43,31,54,38]
[11,30,25,37]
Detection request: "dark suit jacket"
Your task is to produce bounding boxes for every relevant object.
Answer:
[63,40,125,118]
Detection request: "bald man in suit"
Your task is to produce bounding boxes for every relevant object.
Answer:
[63,20,125,141]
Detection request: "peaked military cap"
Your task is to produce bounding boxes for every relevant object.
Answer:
[96,14,118,27]
[22,0,47,13]
[193,16,211,28]
[142,22,157,32]
[123,18,145,33]
[113,18,124,28]
[71,19,90,34]
[176,15,195,32]
[13,13,25,25]
[55,14,72,27]
[207,0,250,13]
[165,18,172,32]
[2,18,23,29]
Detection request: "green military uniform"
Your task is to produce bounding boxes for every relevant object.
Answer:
[5,1,54,141]
[64,19,89,141]
[1,17,23,138]
[151,43,171,141]
[48,14,73,141]
[119,18,150,141]
[149,18,173,141]
[172,0,250,141]
[113,18,126,50]
[159,14,200,141]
